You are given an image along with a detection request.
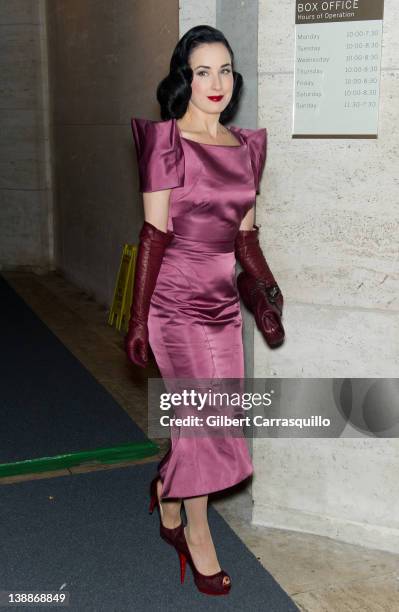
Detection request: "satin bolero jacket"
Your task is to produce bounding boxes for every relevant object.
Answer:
[131,116,267,196]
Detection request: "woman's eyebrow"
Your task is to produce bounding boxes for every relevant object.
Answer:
[193,63,232,69]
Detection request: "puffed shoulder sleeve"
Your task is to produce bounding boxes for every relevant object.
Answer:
[247,128,267,195]
[130,117,185,193]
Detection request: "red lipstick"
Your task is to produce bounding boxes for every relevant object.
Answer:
[207,95,223,102]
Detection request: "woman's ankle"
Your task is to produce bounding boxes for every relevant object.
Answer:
[162,501,182,526]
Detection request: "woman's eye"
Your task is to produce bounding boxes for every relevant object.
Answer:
[197,69,231,77]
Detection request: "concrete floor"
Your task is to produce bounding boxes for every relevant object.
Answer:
[2,270,398,611]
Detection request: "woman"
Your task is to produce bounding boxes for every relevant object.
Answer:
[125,25,283,596]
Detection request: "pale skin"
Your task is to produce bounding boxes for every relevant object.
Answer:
[143,42,255,582]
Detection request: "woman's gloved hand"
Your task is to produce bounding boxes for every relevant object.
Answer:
[237,271,285,348]
[125,221,174,367]
[234,224,283,316]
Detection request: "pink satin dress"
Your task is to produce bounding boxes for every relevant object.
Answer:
[131,117,267,499]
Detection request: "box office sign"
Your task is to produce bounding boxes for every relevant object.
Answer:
[293,0,384,137]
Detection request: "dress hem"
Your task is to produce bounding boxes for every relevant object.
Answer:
[159,467,254,500]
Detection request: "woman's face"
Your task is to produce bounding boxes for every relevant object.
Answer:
[188,42,234,115]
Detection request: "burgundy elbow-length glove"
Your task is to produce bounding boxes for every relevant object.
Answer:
[235,224,285,347]
[125,221,174,368]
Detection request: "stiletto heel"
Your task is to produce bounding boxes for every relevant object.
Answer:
[178,551,187,584]
[148,479,157,514]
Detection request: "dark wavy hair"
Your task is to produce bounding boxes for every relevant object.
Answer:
[157,25,243,125]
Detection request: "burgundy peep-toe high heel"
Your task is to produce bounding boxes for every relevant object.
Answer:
[149,476,183,547]
[174,525,232,596]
